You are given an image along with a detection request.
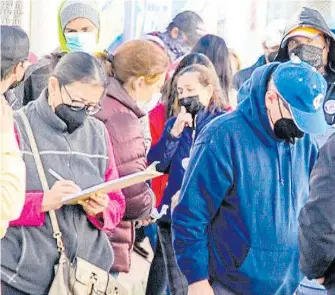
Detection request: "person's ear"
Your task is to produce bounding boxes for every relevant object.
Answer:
[265,90,278,110]
[170,27,179,39]
[48,76,62,110]
[132,76,146,92]
[13,62,26,82]
[262,41,268,52]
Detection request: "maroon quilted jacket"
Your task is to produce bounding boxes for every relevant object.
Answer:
[96,77,154,272]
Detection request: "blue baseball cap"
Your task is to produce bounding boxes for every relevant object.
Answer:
[273,58,328,135]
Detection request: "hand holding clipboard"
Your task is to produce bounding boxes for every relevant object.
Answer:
[49,162,163,205]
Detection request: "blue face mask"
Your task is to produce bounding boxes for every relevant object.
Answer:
[64,32,97,53]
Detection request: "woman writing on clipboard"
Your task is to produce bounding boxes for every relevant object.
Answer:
[1,52,126,295]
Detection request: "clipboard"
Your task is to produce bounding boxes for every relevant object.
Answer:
[61,162,163,205]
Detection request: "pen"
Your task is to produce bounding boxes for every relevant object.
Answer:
[48,168,65,181]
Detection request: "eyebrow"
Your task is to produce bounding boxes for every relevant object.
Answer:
[65,26,90,31]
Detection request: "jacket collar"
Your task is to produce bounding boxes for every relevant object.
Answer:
[105,77,146,119]
[35,89,68,132]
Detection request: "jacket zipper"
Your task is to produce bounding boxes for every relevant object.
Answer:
[63,133,79,261]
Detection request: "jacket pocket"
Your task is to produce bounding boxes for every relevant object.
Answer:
[238,247,301,294]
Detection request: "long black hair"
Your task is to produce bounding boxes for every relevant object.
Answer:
[192,34,232,101]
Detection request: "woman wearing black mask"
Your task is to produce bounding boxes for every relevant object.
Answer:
[1,52,126,295]
[146,64,230,295]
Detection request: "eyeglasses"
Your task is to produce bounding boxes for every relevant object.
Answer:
[70,100,102,115]
[62,85,103,115]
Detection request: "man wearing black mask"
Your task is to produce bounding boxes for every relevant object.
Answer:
[172,59,328,295]
[276,7,335,148]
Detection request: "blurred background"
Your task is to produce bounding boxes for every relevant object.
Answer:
[1,0,334,68]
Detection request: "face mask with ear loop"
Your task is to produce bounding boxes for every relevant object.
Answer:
[270,97,304,144]
[65,32,97,53]
[289,44,325,70]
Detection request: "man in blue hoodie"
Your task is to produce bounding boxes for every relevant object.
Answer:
[172,59,328,295]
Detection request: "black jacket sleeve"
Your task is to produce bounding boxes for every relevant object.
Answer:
[299,133,335,280]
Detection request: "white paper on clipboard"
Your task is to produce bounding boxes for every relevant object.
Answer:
[61,161,163,205]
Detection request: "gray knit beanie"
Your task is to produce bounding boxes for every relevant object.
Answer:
[60,0,100,32]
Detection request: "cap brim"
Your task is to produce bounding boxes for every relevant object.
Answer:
[281,31,319,48]
[290,105,327,135]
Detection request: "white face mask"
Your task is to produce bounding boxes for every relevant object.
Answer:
[65,32,97,53]
[137,92,162,113]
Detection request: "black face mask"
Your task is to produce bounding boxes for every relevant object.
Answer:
[179,95,205,118]
[289,44,324,70]
[267,52,277,63]
[55,104,88,134]
[274,118,304,144]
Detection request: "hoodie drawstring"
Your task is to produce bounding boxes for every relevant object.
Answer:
[276,143,284,186]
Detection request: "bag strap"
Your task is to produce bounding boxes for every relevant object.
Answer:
[18,110,65,253]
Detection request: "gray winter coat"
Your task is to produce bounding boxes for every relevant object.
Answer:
[1,90,125,294]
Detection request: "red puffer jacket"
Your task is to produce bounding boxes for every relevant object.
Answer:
[96,77,154,273]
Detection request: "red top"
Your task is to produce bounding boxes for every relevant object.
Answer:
[149,103,169,207]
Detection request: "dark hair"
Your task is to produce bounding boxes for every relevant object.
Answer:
[1,26,29,80]
[1,64,16,80]
[164,53,213,118]
[192,34,232,102]
[166,11,203,45]
[52,52,106,86]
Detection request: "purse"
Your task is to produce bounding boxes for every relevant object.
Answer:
[18,110,128,295]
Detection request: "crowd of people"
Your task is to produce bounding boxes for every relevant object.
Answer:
[1,1,335,295]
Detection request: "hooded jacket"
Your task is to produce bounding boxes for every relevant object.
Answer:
[274,7,335,144]
[95,77,155,273]
[172,63,318,295]
[276,7,335,66]
[233,55,266,91]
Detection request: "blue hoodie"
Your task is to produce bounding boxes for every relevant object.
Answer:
[172,63,318,295]
[148,109,224,224]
